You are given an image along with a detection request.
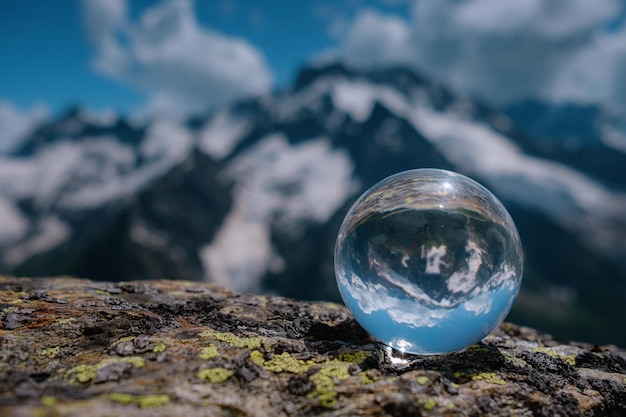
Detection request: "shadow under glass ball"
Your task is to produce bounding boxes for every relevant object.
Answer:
[334,169,523,355]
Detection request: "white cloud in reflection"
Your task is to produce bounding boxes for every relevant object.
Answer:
[424,245,447,274]
[447,240,483,293]
[339,238,519,328]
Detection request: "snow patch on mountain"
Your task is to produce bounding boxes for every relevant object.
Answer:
[198,110,251,159]
[3,216,70,267]
[599,121,626,154]
[0,198,28,245]
[406,106,626,257]
[200,133,359,292]
[331,80,407,123]
[298,75,626,262]
[0,120,193,212]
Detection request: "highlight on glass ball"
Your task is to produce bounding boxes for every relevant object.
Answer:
[334,168,523,355]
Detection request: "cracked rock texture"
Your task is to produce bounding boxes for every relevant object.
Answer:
[1,276,625,416]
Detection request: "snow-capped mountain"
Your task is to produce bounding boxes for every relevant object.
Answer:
[1,63,625,346]
[504,99,626,188]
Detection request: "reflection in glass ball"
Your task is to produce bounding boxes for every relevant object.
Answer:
[334,169,523,355]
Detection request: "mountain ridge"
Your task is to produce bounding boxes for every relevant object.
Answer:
[1,62,625,345]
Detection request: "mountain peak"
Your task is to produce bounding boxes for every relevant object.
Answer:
[293,61,429,94]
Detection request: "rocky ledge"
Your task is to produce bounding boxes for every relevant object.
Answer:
[0,276,625,416]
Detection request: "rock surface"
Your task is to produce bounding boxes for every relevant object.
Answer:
[1,276,625,416]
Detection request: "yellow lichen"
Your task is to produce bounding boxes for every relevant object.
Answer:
[308,373,338,407]
[472,372,506,385]
[338,350,371,365]
[249,350,266,366]
[251,349,371,407]
[307,359,354,407]
[108,393,170,408]
[65,357,145,384]
[500,322,515,333]
[319,365,350,380]
[564,356,577,366]
[200,330,261,349]
[502,351,530,368]
[263,352,312,373]
[199,344,219,360]
[532,347,576,366]
[423,398,437,410]
[40,347,60,358]
[197,367,233,383]
[359,371,375,385]
[41,396,57,406]
[416,375,429,386]
[153,343,167,353]
[56,318,76,325]
[111,336,135,346]
[94,289,110,295]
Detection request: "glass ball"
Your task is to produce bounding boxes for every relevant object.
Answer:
[334,169,523,355]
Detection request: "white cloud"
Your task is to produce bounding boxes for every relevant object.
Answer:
[82,0,273,117]
[82,0,127,46]
[330,9,411,68]
[0,100,48,154]
[332,0,626,112]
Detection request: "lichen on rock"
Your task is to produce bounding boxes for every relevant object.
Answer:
[1,276,625,416]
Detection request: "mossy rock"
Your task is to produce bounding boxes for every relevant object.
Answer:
[1,276,625,416]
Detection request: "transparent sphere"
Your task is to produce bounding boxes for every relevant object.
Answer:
[334,169,523,355]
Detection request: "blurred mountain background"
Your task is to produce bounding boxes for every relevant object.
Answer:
[1,0,626,347]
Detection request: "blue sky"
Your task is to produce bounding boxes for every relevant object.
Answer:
[1,0,626,127]
[0,0,409,114]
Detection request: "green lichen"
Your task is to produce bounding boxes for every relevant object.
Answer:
[262,352,313,373]
[500,322,515,333]
[41,396,57,406]
[249,350,265,366]
[200,330,261,349]
[197,367,233,383]
[564,356,577,366]
[307,361,354,407]
[472,372,506,385]
[423,398,437,411]
[532,347,576,366]
[199,344,219,360]
[251,350,372,407]
[320,365,350,380]
[502,351,529,368]
[416,375,429,386]
[108,393,170,408]
[111,336,135,346]
[152,343,166,353]
[359,371,374,385]
[338,350,371,365]
[94,289,110,295]
[65,356,145,384]
[308,372,339,408]
[40,346,60,358]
